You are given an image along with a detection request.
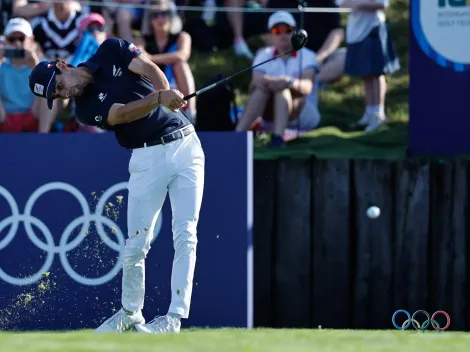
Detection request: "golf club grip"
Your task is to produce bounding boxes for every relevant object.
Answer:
[184,82,218,100]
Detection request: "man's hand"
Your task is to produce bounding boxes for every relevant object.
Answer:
[159,89,187,112]
[24,41,40,68]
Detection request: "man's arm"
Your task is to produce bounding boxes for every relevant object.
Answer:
[107,91,161,126]
[128,52,170,91]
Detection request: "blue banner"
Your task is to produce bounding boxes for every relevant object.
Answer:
[0,132,253,331]
[409,0,470,156]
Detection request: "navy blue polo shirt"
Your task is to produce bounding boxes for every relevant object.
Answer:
[75,37,190,149]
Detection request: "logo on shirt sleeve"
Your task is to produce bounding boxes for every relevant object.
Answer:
[34,83,44,95]
[128,43,137,53]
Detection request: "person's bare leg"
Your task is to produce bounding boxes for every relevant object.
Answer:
[235,87,270,131]
[225,0,253,59]
[225,0,244,40]
[272,89,293,136]
[116,8,134,43]
[377,74,387,117]
[173,61,197,117]
[364,75,387,132]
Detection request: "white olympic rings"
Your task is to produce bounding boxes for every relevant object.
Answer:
[0,182,162,286]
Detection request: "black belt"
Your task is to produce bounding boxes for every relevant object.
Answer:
[137,125,195,149]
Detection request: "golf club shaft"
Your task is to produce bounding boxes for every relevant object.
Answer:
[183,49,295,100]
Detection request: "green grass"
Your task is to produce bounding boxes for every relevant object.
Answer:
[188,0,410,159]
[1,329,470,352]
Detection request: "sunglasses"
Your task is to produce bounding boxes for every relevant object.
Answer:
[86,25,106,33]
[271,25,294,35]
[150,10,171,19]
[6,35,26,43]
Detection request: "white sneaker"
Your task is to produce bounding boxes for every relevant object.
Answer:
[234,40,254,60]
[94,308,145,333]
[135,315,181,334]
[350,114,370,128]
[364,113,387,132]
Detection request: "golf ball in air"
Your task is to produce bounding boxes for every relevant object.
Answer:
[366,206,380,219]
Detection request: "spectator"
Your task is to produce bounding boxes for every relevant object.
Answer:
[64,13,108,133]
[336,0,399,132]
[107,0,147,43]
[235,11,320,147]
[137,0,197,123]
[71,12,108,66]
[198,0,255,59]
[31,0,87,62]
[0,18,56,132]
[261,0,346,85]
[225,0,254,59]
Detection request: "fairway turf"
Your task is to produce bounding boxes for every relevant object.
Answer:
[1,329,470,352]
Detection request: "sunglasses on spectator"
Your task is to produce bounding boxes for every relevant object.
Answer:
[86,25,106,33]
[271,25,294,35]
[150,10,171,19]
[6,35,26,43]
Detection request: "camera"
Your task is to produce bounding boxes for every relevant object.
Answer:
[4,48,25,59]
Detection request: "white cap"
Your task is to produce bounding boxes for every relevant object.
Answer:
[267,11,296,30]
[4,17,33,37]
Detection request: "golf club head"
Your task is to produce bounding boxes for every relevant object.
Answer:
[291,29,308,51]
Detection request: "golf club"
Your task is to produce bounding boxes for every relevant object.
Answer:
[183,29,308,101]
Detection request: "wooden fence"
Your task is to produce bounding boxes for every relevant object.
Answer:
[253,158,469,331]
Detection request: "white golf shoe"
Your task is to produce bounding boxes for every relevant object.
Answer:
[94,308,145,333]
[135,315,181,334]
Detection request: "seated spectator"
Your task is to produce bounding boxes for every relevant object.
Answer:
[137,0,197,122]
[0,18,56,132]
[235,11,320,147]
[261,0,346,85]
[31,0,87,62]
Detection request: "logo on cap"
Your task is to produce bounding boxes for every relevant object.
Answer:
[34,83,44,95]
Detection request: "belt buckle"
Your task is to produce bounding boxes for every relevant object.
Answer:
[160,136,166,145]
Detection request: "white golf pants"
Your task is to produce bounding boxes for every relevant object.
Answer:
[122,131,205,319]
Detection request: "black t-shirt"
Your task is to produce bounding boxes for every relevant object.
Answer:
[144,33,180,74]
[32,8,86,60]
[76,37,190,149]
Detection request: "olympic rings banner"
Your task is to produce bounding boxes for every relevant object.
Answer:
[0,132,253,331]
[409,0,470,156]
[392,309,451,333]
